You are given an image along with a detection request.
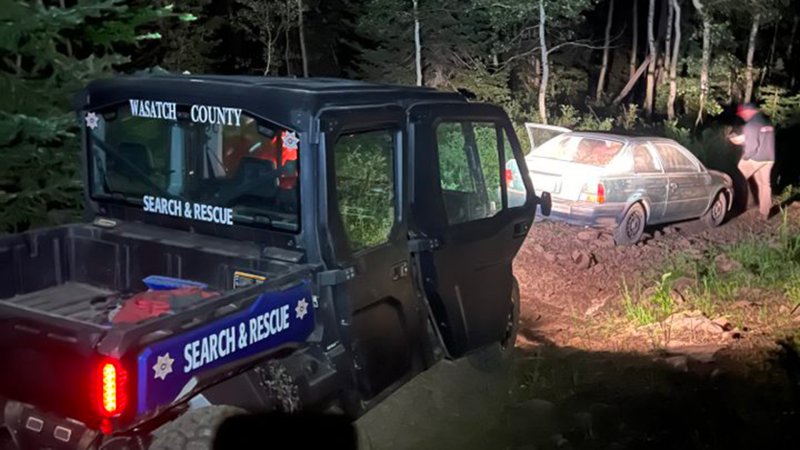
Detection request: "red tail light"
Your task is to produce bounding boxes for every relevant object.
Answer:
[97,360,128,418]
[597,183,605,204]
[505,169,514,184]
[581,182,606,203]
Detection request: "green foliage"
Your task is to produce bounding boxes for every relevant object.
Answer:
[0,0,175,233]
[622,273,677,326]
[759,85,800,128]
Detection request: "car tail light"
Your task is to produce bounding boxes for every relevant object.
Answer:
[505,169,513,184]
[97,360,127,418]
[581,183,606,204]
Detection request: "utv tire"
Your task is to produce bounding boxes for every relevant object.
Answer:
[702,192,727,227]
[501,277,521,351]
[614,203,646,246]
[149,405,245,450]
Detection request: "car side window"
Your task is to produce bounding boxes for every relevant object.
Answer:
[654,144,699,173]
[504,130,528,207]
[334,129,395,252]
[436,121,503,224]
[632,145,660,174]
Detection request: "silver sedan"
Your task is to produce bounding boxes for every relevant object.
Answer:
[507,127,733,245]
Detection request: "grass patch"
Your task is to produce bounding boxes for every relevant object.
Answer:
[622,273,677,326]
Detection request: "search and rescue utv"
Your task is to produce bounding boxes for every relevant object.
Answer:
[0,75,544,449]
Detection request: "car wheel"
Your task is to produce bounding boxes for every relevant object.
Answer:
[702,191,727,227]
[614,203,646,245]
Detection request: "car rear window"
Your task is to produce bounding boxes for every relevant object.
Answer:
[532,135,624,167]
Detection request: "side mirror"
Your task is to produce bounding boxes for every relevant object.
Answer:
[538,191,552,217]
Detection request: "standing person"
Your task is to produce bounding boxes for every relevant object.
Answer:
[728,103,776,219]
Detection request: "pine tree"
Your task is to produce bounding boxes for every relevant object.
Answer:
[0,0,179,233]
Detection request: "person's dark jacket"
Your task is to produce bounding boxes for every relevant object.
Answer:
[741,113,775,161]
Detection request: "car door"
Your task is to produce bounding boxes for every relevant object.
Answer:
[320,106,427,400]
[409,103,536,358]
[652,142,709,221]
[630,142,668,222]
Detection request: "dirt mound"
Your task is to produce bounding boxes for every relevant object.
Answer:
[514,203,800,353]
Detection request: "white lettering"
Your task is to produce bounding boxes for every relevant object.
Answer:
[183,343,193,373]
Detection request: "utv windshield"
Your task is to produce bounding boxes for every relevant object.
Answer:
[532,135,624,167]
[86,101,300,231]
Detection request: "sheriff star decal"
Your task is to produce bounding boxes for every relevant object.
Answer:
[153,353,175,380]
[283,131,300,150]
[85,112,99,130]
[295,298,309,320]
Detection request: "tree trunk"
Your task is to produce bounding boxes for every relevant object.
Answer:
[285,24,292,75]
[663,0,673,86]
[760,22,778,86]
[630,0,638,79]
[667,0,681,120]
[691,0,710,125]
[788,16,798,61]
[596,0,615,101]
[297,0,308,77]
[413,0,423,86]
[538,0,549,124]
[744,13,760,103]
[644,0,656,117]
[613,56,650,105]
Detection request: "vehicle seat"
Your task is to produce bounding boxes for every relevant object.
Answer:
[226,157,280,205]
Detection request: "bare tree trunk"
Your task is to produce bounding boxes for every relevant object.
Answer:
[614,56,651,105]
[667,0,681,120]
[788,16,798,61]
[596,0,615,101]
[58,0,74,57]
[644,0,656,117]
[790,15,799,88]
[630,0,638,79]
[692,0,710,125]
[413,0,423,86]
[538,0,549,124]
[744,14,760,103]
[297,0,308,77]
[760,21,778,86]
[285,25,292,75]
[664,0,673,85]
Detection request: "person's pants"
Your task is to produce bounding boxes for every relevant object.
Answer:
[738,159,774,218]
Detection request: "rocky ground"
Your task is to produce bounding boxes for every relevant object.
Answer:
[514,201,800,355]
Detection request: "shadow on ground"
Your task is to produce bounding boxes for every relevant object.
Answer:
[357,340,800,450]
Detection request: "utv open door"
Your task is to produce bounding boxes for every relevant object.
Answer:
[408,103,537,358]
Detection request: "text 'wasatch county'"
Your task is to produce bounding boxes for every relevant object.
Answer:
[128,99,242,127]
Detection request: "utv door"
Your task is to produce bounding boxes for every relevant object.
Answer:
[320,106,427,400]
[409,103,537,357]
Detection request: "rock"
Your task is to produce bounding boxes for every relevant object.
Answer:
[544,252,556,263]
[577,230,599,241]
[654,230,664,238]
[534,244,545,252]
[714,254,743,274]
[669,289,686,305]
[667,344,725,363]
[663,355,689,371]
[571,250,596,270]
[672,277,695,294]
[712,317,733,331]
[664,226,680,234]
[732,300,757,309]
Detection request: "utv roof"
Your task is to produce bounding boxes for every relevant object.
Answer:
[79,74,467,130]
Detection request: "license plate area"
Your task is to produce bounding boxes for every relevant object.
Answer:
[550,202,571,214]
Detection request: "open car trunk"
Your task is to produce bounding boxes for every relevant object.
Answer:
[0,221,306,427]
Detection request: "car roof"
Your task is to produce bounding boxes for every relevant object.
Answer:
[78,74,466,130]
[560,131,681,146]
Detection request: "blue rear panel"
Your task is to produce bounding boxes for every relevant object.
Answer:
[137,282,314,414]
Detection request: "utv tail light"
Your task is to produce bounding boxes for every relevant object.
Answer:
[98,360,127,418]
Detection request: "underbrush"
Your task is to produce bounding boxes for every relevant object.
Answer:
[621,209,800,327]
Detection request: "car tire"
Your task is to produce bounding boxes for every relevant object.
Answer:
[614,203,646,246]
[702,191,727,227]
[149,405,245,450]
